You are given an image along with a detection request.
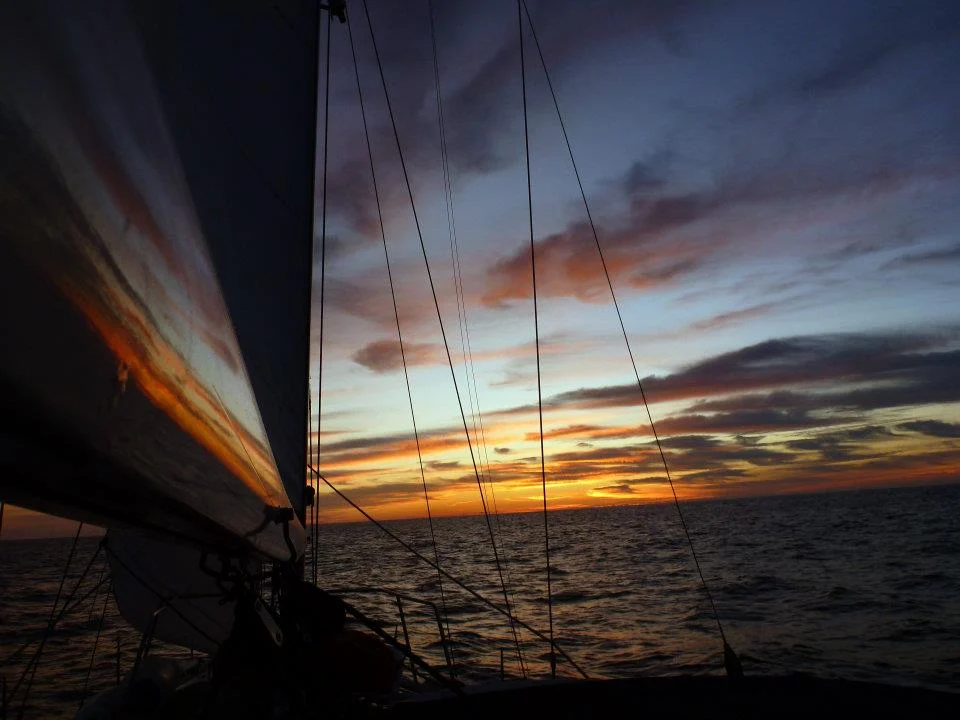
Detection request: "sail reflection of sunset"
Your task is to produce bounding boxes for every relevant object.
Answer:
[0,0,303,555]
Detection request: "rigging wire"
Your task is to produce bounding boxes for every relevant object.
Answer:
[308,385,318,582]
[425,0,527,668]
[425,3,482,515]
[313,467,588,679]
[428,1,479,504]
[345,6,456,676]
[517,0,555,679]
[86,557,109,624]
[359,0,526,678]
[340,599,465,695]
[426,3,519,634]
[314,7,334,588]
[1,573,112,670]
[77,585,111,712]
[0,503,4,714]
[15,522,84,718]
[299,0,323,550]
[520,1,738,672]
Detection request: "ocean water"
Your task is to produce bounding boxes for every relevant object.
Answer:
[2,483,959,717]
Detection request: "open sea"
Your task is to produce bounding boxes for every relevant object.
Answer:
[2,483,959,717]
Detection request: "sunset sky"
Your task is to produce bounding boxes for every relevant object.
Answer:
[309,0,960,523]
[3,0,959,539]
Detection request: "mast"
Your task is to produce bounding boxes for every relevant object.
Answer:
[301,1,326,527]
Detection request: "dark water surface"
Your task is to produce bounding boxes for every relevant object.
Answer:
[2,484,959,717]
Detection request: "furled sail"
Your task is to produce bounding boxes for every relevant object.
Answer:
[106,529,248,655]
[0,0,317,561]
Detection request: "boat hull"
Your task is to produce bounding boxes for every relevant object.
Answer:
[386,674,960,718]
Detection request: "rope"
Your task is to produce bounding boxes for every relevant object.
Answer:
[359,0,526,678]
[314,5,334,588]
[15,523,84,718]
[346,7,456,676]
[520,1,737,668]
[517,0,555,679]
[314,468,589,679]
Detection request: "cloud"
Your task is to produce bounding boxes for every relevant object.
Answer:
[525,423,642,442]
[479,211,708,307]
[620,159,667,196]
[658,435,720,450]
[479,157,956,310]
[323,275,406,331]
[319,0,709,241]
[785,426,893,462]
[678,468,750,484]
[590,483,644,497]
[883,243,960,269]
[683,300,794,334]
[483,332,960,437]
[691,363,960,418]
[438,0,712,175]
[312,0,960,517]
[315,425,468,471]
[351,338,441,373]
[898,420,960,439]
[548,332,958,410]
[659,409,843,436]
[473,0,960,308]
[322,478,470,511]
[660,440,795,471]
[321,159,386,242]
[525,431,795,487]
[800,2,960,95]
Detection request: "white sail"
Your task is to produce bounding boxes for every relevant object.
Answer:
[107,529,250,655]
[0,0,316,561]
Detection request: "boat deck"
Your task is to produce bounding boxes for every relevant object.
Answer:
[386,674,960,718]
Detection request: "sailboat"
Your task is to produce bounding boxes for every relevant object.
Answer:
[1,0,958,717]
[1,0,324,714]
